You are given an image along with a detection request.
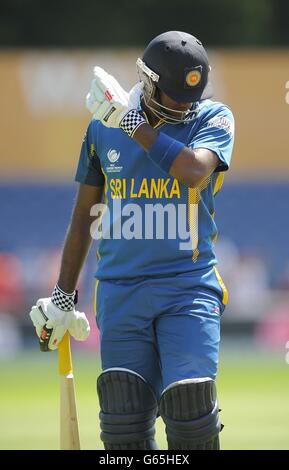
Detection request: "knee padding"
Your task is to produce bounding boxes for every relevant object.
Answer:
[97,368,158,450]
[159,377,222,450]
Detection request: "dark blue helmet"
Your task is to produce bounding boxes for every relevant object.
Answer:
[136,31,213,123]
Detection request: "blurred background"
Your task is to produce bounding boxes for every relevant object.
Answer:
[0,0,289,450]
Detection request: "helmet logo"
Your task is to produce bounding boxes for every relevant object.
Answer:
[185,69,202,87]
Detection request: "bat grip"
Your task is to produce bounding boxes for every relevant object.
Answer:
[58,332,73,376]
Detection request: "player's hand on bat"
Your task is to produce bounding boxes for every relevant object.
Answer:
[86,66,143,128]
[29,297,90,352]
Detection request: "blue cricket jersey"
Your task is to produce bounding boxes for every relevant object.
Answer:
[75,99,235,280]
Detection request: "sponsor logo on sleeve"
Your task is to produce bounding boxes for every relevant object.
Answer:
[207,116,234,137]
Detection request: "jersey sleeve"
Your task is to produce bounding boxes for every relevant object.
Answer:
[189,106,235,172]
[75,120,105,186]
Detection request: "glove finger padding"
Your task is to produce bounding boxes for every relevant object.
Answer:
[29,304,66,351]
[68,311,90,341]
[30,292,90,351]
[92,66,111,93]
[107,74,129,103]
[127,81,144,109]
[86,65,136,129]
[94,99,113,122]
[33,298,70,351]
[29,305,45,337]
[46,324,67,350]
[92,66,128,106]
[86,78,106,112]
[45,312,71,350]
[90,78,105,102]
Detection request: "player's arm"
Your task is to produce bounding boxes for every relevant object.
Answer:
[57,183,104,293]
[132,124,219,187]
[29,183,103,351]
[29,120,105,351]
[58,120,105,293]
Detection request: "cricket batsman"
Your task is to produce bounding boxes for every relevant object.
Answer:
[29,31,235,450]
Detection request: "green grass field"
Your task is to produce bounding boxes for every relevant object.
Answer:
[0,347,288,450]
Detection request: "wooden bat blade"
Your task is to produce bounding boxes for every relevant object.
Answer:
[58,332,80,450]
[60,373,81,450]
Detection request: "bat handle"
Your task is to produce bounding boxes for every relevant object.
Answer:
[58,332,72,376]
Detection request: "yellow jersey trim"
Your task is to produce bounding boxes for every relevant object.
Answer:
[213,172,225,196]
[94,279,99,317]
[141,110,165,129]
[214,266,228,305]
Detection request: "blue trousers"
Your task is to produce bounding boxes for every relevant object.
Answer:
[95,266,227,400]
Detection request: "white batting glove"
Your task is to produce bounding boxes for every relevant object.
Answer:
[29,285,90,351]
[69,311,91,342]
[86,67,146,137]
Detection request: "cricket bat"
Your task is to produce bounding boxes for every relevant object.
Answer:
[58,332,81,450]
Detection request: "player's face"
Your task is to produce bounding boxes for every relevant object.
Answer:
[158,90,193,116]
[141,83,195,124]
